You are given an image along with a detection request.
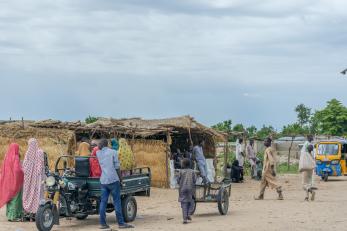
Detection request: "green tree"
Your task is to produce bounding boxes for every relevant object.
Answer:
[256,125,276,140]
[85,116,98,124]
[212,120,232,133]
[246,125,258,137]
[295,104,312,126]
[281,123,308,136]
[233,123,245,133]
[312,99,347,136]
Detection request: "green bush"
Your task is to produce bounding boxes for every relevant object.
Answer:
[277,163,299,174]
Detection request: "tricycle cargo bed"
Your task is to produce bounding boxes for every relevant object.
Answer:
[64,167,151,197]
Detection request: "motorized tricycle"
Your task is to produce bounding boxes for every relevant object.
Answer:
[35,155,151,231]
[315,139,347,181]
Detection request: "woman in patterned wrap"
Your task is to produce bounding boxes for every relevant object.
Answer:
[22,138,45,220]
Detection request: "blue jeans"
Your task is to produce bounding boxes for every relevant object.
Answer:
[99,181,125,226]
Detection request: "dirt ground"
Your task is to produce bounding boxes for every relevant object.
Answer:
[1,174,347,231]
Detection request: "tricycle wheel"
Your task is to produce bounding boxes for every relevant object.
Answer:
[36,204,55,231]
[218,188,229,215]
[122,196,137,222]
[76,214,88,220]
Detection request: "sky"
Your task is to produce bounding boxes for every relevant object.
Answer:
[1,0,347,130]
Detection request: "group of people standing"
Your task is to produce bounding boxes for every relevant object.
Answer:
[0,138,45,222]
[231,138,259,183]
[75,138,120,178]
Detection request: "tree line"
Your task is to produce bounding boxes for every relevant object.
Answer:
[212,98,347,140]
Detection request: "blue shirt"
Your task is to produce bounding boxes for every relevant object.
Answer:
[96,147,120,185]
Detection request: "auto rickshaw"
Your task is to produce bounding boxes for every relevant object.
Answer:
[315,139,347,181]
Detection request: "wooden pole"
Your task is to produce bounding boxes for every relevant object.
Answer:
[165,131,171,188]
[243,132,247,159]
[287,136,295,171]
[224,140,229,178]
[213,140,218,182]
[188,127,193,146]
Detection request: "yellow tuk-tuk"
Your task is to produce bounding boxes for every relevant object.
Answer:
[315,139,347,181]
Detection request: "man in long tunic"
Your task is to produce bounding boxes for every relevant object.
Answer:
[247,139,257,179]
[255,138,283,200]
[193,140,210,184]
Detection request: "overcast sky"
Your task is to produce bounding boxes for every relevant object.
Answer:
[1,0,347,129]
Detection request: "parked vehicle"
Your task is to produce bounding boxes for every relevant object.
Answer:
[36,155,151,231]
[315,139,347,181]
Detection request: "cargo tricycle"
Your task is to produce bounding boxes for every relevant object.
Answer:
[191,180,231,215]
[36,155,151,231]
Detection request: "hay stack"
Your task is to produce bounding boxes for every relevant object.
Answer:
[0,123,76,170]
[129,139,168,188]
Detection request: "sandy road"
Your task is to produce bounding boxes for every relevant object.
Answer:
[1,174,347,231]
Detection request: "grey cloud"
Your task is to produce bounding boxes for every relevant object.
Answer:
[1,0,347,129]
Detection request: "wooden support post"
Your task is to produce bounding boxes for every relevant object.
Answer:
[243,132,247,159]
[224,134,229,178]
[165,131,171,188]
[188,127,193,146]
[288,136,295,171]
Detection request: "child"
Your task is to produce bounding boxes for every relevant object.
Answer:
[177,158,196,224]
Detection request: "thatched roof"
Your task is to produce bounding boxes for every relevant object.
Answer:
[21,116,226,141]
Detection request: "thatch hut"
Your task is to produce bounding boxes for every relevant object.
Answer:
[1,116,225,188]
[0,121,76,170]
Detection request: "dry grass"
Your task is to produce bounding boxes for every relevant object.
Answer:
[0,123,76,170]
[129,139,168,188]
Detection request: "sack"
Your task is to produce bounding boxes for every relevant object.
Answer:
[169,160,178,189]
[299,151,316,172]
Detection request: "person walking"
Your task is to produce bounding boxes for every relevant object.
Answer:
[301,135,314,156]
[22,138,45,220]
[247,139,257,179]
[301,135,316,185]
[96,139,133,229]
[255,138,283,200]
[177,158,196,224]
[300,144,317,201]
[0,143,24,221]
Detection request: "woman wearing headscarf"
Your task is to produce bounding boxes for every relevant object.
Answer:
[77,142,91,156]
[22,138,45,217]
[111,138,119,151]
[90,146,102,177]
[0,143,24,221]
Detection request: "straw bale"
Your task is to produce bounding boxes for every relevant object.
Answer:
[129,139,168,188]
[0,124,76,170]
